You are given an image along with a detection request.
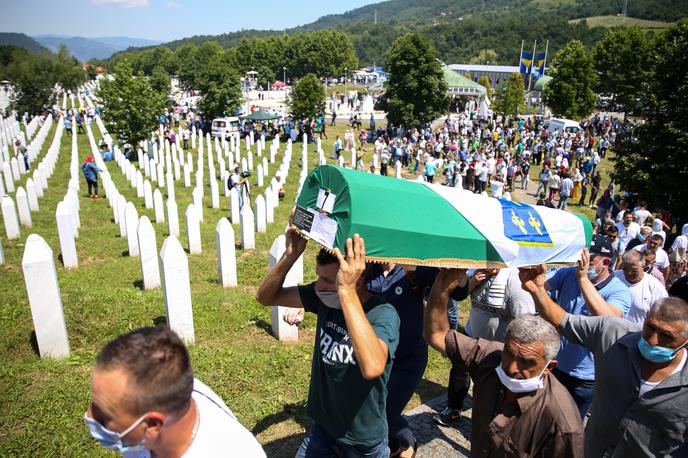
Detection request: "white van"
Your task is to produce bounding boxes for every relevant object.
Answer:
[544,118,581,135]
[211,117,240,139]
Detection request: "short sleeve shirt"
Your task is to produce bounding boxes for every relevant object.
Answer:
[547,267,632,380]
[298,283,400,447]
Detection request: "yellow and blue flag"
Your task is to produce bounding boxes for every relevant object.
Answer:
[519,51,533,74]
[534,52,546,76]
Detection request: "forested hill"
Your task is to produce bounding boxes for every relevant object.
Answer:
[107,0,686,68]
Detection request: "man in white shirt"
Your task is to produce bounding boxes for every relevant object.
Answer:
[614,250,668,324]
[85,326,265,458]
[633,202,652,226]
[634,233,671,282]
[616,211,641,247]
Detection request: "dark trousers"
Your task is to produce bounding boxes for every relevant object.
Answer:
[447,363,471,410]
[87,179,98,196]
[553,368,594,419]
[386,348,428,452]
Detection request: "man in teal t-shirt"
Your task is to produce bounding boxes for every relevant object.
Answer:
[256,231,400,457]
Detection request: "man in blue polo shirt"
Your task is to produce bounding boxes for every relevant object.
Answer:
[544,234,632,418]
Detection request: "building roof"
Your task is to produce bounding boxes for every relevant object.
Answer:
[443,67,486,96]
[448,64,520,73]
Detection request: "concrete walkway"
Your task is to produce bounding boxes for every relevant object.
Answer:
[404,394,473,457]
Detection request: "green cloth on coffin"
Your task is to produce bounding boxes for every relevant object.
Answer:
[295,165,503,267]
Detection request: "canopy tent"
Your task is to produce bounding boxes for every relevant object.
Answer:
[443,67,487,98]
[271,80,286,89]
[294,166,592,268]
[239,108,281,121]
[533,75,553,92]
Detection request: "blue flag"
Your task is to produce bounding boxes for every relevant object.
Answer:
[500,200,554,247]
[534,52,546,75]
[519,52,533,74]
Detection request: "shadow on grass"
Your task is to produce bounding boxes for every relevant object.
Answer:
[121,250,129,257]
[253,400,309,457]
[133,279,144,290]
[254,319,273,336]
[152,315,167,327]
[30,331,39,356]
[415,378,449,405]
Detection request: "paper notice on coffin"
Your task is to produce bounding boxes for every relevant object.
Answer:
[293,205,337,249]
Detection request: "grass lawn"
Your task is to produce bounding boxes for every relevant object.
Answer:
[0,117,467,457]
[568,15,672,29]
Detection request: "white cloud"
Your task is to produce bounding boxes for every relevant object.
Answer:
[91,0,149,7]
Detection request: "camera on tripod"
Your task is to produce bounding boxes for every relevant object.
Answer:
[241,171,252,178]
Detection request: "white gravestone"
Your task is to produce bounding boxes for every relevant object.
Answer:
[265,189,275,224]
[2,195,20,239]
[63,199,78,239]
[240,204,255,249]
[395,160,402,179]
[117,195,127,237]
[143,180,153,209]
[268,235,299,341]
[137,216,160,290]
[183,163,191,187]
[26,178,39,212]
[3,162,14,193]
[192,187,204,222]
[167,198,179,237]
[136,171,144,198]
[257,164,264,187]
[153,189,165,224]
[229,188,240,225]
[215,218,237,287]
[15,187,32,228]
[55,201,77,268]
[185,204,202,254]
[0,237,4,264]
[159,235,195,344]
[210,179,220,209]
[22,234,70,358]
[166,171,175,202]
[255,195,267,233]
[125,202,140,257]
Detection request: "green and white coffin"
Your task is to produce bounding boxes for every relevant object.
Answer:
[294,165,592,268]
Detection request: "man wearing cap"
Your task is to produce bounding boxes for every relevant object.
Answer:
[537,235,632,418]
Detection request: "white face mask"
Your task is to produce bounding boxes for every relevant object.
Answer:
[495,360,551,393]
[315,291,342,309]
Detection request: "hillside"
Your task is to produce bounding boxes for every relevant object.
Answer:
[0,33,47,54]
[569,15,672,29]
[109,0,688,67]
[34,35,163,61]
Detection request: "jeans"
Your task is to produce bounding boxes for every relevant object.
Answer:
[447,299,459,331]
[386,349,428,453]
[536,181,547,197]
[558,194,569,210]
[553,368,594,419]
[296,423,389,458]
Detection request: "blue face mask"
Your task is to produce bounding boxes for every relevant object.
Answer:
[637,336,688,363]
[638,234,647,242]
[587,266,599,281]
[84,412,147,453]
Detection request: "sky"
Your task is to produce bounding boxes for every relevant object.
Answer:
[1,0,382,42]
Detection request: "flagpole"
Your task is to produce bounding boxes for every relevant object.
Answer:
[528,40,537,92]
[542,40,549,76]
[518,40,524,68]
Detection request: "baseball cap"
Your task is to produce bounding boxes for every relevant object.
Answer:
[589,234,613,257]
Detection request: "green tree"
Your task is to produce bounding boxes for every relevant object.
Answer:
[8,54,56,115]
[613,19,688,218]
[478,75,492,99]
[196,54,242,119]
[97,60,166,145]
[149,65,171,96]
[470,49,498,65]
[593,26,653,116]
[288,74,325,120]
[544,39,597,120]
[492,73,524,116]
[379,32,448,128]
